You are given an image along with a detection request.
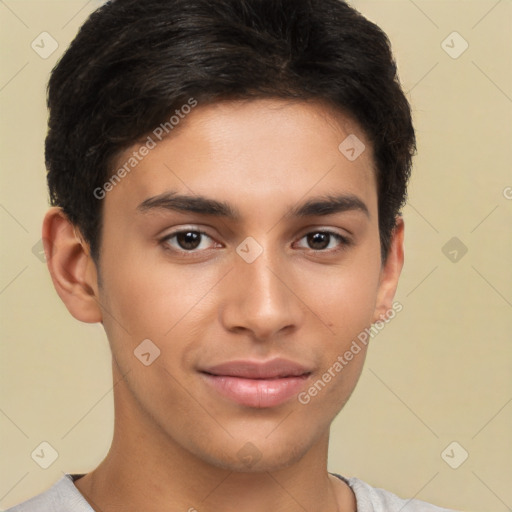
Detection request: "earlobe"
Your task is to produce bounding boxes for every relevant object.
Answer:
[372,217,405,323]
[43,207,103,323]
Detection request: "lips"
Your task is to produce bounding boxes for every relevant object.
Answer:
[200,358,312,408]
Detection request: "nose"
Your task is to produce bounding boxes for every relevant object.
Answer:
[219,249,303,341]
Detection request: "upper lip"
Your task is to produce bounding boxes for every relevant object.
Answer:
[201,358,312,379]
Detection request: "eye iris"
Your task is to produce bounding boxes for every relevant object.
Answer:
[308,232,330,250]
[177,231,201,250]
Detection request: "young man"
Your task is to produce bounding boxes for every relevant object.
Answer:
[8,0,457,510]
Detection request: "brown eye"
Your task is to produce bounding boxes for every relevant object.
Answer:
[307,232,331,250]
[162,229,217,252]
[176,231,202,250]
[296,230,351,252]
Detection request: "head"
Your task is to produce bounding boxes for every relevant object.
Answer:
[43,0,415,472]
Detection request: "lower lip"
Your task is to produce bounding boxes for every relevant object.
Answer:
[201,373,310,408]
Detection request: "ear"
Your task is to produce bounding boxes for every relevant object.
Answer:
[372,217,404,323]
[42,207,103,323]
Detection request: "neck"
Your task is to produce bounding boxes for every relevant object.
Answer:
[74,365,356,512]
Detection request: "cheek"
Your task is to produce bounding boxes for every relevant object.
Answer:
[289,246,381,408]
[293,255,381,337]
[97,237,226,354]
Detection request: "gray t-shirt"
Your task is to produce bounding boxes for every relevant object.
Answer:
[6,473,458,511]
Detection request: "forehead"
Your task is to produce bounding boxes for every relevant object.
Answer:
[105,99,377,219]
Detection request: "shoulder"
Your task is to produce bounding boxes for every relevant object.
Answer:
[5,474,92,512]
[333,473,460,512]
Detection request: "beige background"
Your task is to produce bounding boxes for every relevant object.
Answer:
[1,1,511,511]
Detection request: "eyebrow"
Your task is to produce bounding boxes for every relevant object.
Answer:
[287,194,369,219]
[137,193,239,218]
[137,192,369,219]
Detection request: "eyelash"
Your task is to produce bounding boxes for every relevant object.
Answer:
[159,228,352,255]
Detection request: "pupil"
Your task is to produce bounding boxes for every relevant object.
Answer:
[308,232,329,250]
[178,231,201,250]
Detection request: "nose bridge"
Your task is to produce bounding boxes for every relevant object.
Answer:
[221,241,301,338]
[244,253,284,307]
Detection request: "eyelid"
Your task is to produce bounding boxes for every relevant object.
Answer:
[159,226,221,251]
[295,224,352,241]
[294,229,352,251]
[158,226,352,254]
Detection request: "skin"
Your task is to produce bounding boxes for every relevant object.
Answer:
[44,99,404,512]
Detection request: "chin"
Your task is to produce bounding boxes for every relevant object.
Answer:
[192,433,314,473]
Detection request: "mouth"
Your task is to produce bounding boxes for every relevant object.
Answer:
[199,358,312,408]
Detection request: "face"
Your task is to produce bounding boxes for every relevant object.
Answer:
[67,99,402,472]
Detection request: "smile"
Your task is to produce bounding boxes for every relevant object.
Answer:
[199,358,313,408]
